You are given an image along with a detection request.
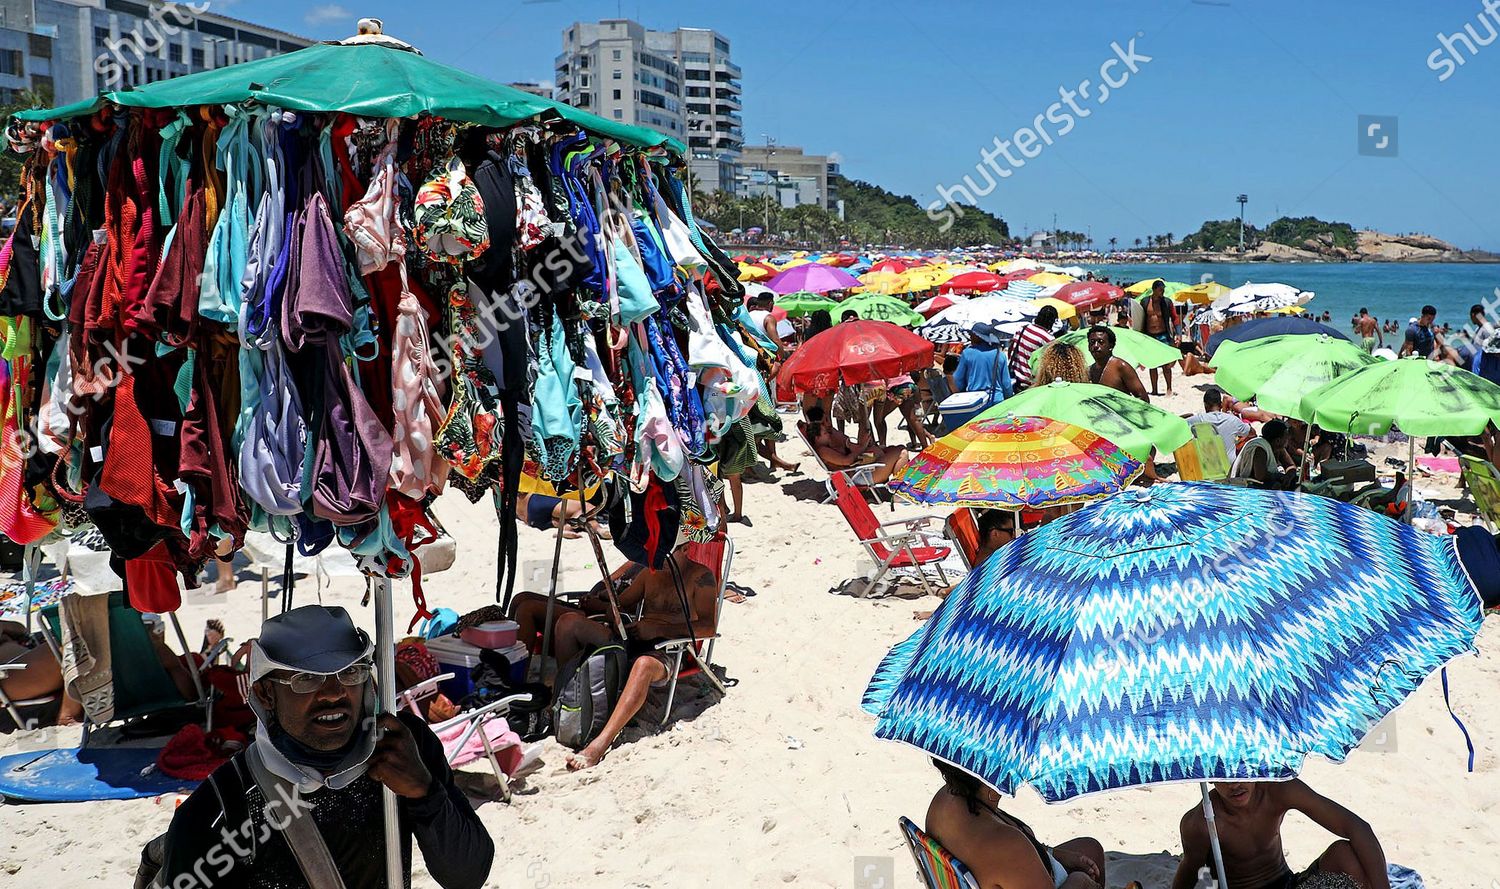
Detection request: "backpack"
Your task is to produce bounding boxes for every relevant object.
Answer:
[551,642,628,751]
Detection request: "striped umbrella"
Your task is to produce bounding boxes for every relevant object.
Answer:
[864,482,1483,880]
[889,415,1143,509]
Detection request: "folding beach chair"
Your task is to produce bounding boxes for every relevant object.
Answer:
[796,421,889,504]
[832,473,950,595]
[38,591,216,745]
[944,508,980,571]
[398,675,533,802]
[653,532,734,726]
[1459,455,1500,531]
[1173,422,1232,483]
[899,817,981,889]
[0,654,59,730]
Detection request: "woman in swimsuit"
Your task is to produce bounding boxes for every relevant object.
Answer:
[927,759,1108,888]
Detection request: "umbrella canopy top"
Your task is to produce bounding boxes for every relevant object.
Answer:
[977,381,1191,460]
[776,320,934,395]
[768,263,862,294]
[1206,316,1350,356]
[1213,334,1383,419]
[863,482,1483,801]
[890,415,1143,509]
[1039,327,1181,373]
[1300,356,1500,437]
[15,42,683,153]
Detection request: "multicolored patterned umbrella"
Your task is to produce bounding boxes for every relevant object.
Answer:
[890,415,1143,508]
[864,481,1482,800]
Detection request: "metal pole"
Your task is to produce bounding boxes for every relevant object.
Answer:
[22,544,36,634]
[374,577,403,889]
[1200,782,1228,888]
[1405,433,1416,524]
[536,506,568,682]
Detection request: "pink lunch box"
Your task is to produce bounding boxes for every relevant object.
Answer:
[459,620,519,650]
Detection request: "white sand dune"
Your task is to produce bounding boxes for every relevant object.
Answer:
[0,380,1495,888]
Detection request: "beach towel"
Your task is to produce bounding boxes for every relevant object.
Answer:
[59,591,114,723]
[437,716,524,773]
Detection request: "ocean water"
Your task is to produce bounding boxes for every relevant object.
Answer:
[1084,261,1500,335]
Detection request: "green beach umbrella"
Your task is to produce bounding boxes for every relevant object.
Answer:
[840,293,925,327]
[775,291,839,317]
[1032,327,1182,374]
[13,43,682,152]
[976,380,1191,460]
[1213,334,1382,419]
[1299,356,1500,438]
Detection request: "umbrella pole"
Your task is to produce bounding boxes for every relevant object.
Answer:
[1200,782,1228,888]
[374,576,403,889]
[536,507,568,682]
[1405,433,1416,524]
[22,544,36,634]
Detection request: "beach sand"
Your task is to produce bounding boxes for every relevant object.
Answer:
[0,377,1495,888]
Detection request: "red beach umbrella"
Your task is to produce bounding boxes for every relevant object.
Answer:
[1052,281,1125,310]
[775,320,935,395]
[939,271,1006,294]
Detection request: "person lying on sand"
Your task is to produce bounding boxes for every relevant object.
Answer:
[802,404,908,484]
[518,492,609,540]
[1172,780,1388,889]
[928,758,1108,888]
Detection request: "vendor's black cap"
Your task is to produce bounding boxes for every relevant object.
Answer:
[258,605,372,674]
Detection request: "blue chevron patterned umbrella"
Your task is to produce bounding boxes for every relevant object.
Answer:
[863,482,1483,803]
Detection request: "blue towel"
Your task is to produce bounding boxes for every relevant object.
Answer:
[1386,863,1424,889]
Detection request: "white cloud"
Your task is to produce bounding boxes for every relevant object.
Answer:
[303,4,352,26]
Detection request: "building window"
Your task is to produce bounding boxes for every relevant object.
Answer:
[612,89,621,100]
[0,51,22,77]
[612,49,621,60]
[714,37,730,53]
[191,48,205,67]
[612,69,621,79]
[613,109,623,119]
[28,34,51,59]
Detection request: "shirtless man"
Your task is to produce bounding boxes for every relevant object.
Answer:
[803,404,908,484]
[1354,308,1382,354]
[509,546,720,770]
[1086,326,1150,402]
[1172,780,1388,889]
[1142,280,1179,395]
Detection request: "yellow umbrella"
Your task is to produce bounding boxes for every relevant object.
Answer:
[1268,304,1308,315]
[1031,297,1079,321]
[1174,282,1231,305]
[1123,278,1160,296]
[780,257,812,269]
[738,263,775,282]
[1027,271,1077,287]
[857,273,915,295]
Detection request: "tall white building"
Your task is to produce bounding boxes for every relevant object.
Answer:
[0,0,311,107]
[555,19,742,194]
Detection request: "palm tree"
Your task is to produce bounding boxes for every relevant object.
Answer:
[1108,237,1118,253]
[1165,232,1175,248]
[1133,238,1142,250]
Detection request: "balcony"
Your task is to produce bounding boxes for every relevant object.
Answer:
[714,89,740,107]
[716,109,742,123]
[714,59,742,78]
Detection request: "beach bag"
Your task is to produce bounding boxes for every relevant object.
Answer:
[551,642,627,751]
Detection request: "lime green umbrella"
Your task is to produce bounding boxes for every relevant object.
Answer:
[1125,279,1192,300]
[1032,327,1182,374]
[840,293,925,327]
[1213,334,1382,419]
[775,292,839,317]
[12,43,682,152]
[1299,356,1500,438]
[976,380,1191,460]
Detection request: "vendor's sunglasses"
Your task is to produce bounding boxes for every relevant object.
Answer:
[266,661,373,694]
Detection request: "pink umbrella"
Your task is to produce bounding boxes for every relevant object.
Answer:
[1052,281,1124,310]
[767,263,863,294]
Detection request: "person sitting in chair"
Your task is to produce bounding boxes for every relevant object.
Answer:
[1171,780,1388,889]
[802,404,908,484]
[1231,420,1298,490]
[928,758,1108,888]
[509,543,722,771]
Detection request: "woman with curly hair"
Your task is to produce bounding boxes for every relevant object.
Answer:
[1032,341,1090,387]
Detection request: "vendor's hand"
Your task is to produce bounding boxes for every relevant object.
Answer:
[1051,848,1102,884]
[366,714,433,799]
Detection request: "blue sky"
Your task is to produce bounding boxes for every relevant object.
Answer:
[229,0,1500,251]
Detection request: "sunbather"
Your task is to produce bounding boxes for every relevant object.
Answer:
[1171,780,1388,889]
[803,404,908,484]
[928,758,1106,888]
[541,546,721,771]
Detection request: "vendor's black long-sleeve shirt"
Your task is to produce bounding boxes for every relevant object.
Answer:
[158,712,493,889]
